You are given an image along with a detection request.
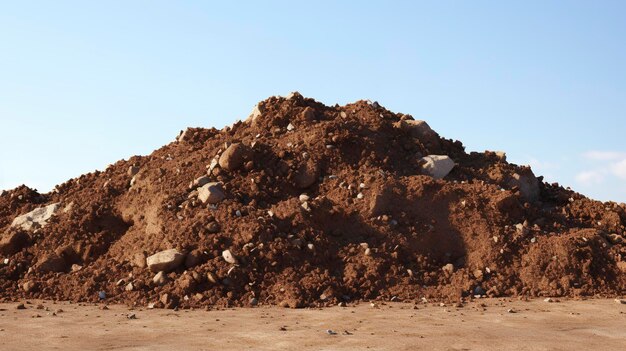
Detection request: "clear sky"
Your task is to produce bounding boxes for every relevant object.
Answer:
[1,1,625,202]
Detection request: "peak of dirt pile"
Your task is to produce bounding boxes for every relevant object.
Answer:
[1,93,625,308]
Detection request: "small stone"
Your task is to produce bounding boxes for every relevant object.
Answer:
[206,271,218,284]
[0,230,30,255]
[294,159,320,189]
[420,155,455,179]
[442,264,454,274]
[71,264,83,272]
[197,182,226,204]
[287,123,295,131]
[127,313,137,319]
[326,329,337,335]
[614,298,626,304]
[222,249,237,264]
[507,308,517,313]
[219,143,250,171]
[98,291,106,300]
[338,302,347,307]
[299,194,310,202]
[116,279,125,286]
[125,282,134,291]
[192,175,211,188]
[207,221,220,233]
[250,298,258,306]
[132,252,147,268]
[146,249,186,273]
[16,303,26,310]
[356,193,364,199]
[364,248,371,256]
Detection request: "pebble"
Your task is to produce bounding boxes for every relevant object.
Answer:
[222,249,238,264]
[197,182,226,204]
[614,298,626,304]
[146,249,186,273]
[299,194,310,202]
[326,329,337,335]
[442,263,454,274]
[16,303,26,310]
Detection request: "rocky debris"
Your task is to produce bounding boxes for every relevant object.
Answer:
[185,249,205,268]
[197,182,225,204]
[420,155,455,179]
[218,143,250,171]
[146,249,185,273]
[0,230,30,255]
[615,298,626,305]
[16,303,26,310]
[11,203,60,231]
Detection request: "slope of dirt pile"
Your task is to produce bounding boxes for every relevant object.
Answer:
[1,93,625,308]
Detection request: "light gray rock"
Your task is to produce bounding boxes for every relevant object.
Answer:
[509,170,540,202]
[153,271,167,286]
[218,143,249,171]
[11,203,60,231]
[197,182,226,204]
[192,175,211,188]
[146,249,185,273]
[396,119,440,147]
[420,155,455,179]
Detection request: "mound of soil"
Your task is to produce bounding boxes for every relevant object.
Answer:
[1,93,625,308]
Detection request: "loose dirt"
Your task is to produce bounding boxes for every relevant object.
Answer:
[1,93,625,309]
[1,299,625,350]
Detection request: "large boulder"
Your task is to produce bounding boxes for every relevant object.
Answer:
[420,155,456,179]
[146,249,185,273]
[197,182,226,204]
[11,203,60,231]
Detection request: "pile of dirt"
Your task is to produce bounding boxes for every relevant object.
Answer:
[1,93,625,308]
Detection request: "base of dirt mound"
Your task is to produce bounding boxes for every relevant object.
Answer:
[1,93,625,308]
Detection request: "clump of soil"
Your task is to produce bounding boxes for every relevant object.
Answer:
[1,93,625,308]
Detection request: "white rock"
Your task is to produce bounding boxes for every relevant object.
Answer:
[153,271,167,286]
[287,123,295,131]
[11,203,60,231]
[420,155,455,179]
[299,194,310,202]
[246,103,263,124]
[197,182,225,204]
[146,249,185,273]
[222,250,237,264]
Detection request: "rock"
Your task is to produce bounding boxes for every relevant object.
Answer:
[185,249,205,268]
[617,261,626,273]
[146,249,185,273]
[153,271,167,286]
[132,252,147,268]
[197,182,226,204]
[544,297,555,303]
[509,169,540,202]
[442,263,454,274]
[0,230,30,255]
[16,303,26,310]
[222,250,237,264]
[206,221,221,233]
[125,282,134,291]
[70,263,83,272]
[11,203,60,231]
[294,159,320,189]
[250,297,258,306]
[192,175,211,188]
[247,103,264,125]
[219,143,249,171]
[420,155,455,179]
[22,281,35,293]
[285,91,301,100]
[299,194,310,202]
[614,298,626,305]
[127,166,140,177]
[395,119,440,147]
[473,286,486,296]
[300,107,316,121]
[35,253,66,273]
[206,271,218,284]
[287,123,295,131]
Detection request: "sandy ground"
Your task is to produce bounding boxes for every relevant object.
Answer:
[1,298,625,350]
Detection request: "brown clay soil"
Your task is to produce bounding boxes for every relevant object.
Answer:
[1,299,625,350]
[1,93,625,309]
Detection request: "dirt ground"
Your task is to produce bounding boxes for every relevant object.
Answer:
[1,298,625,350]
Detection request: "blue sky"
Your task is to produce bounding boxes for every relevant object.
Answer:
[1,1,625,202]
